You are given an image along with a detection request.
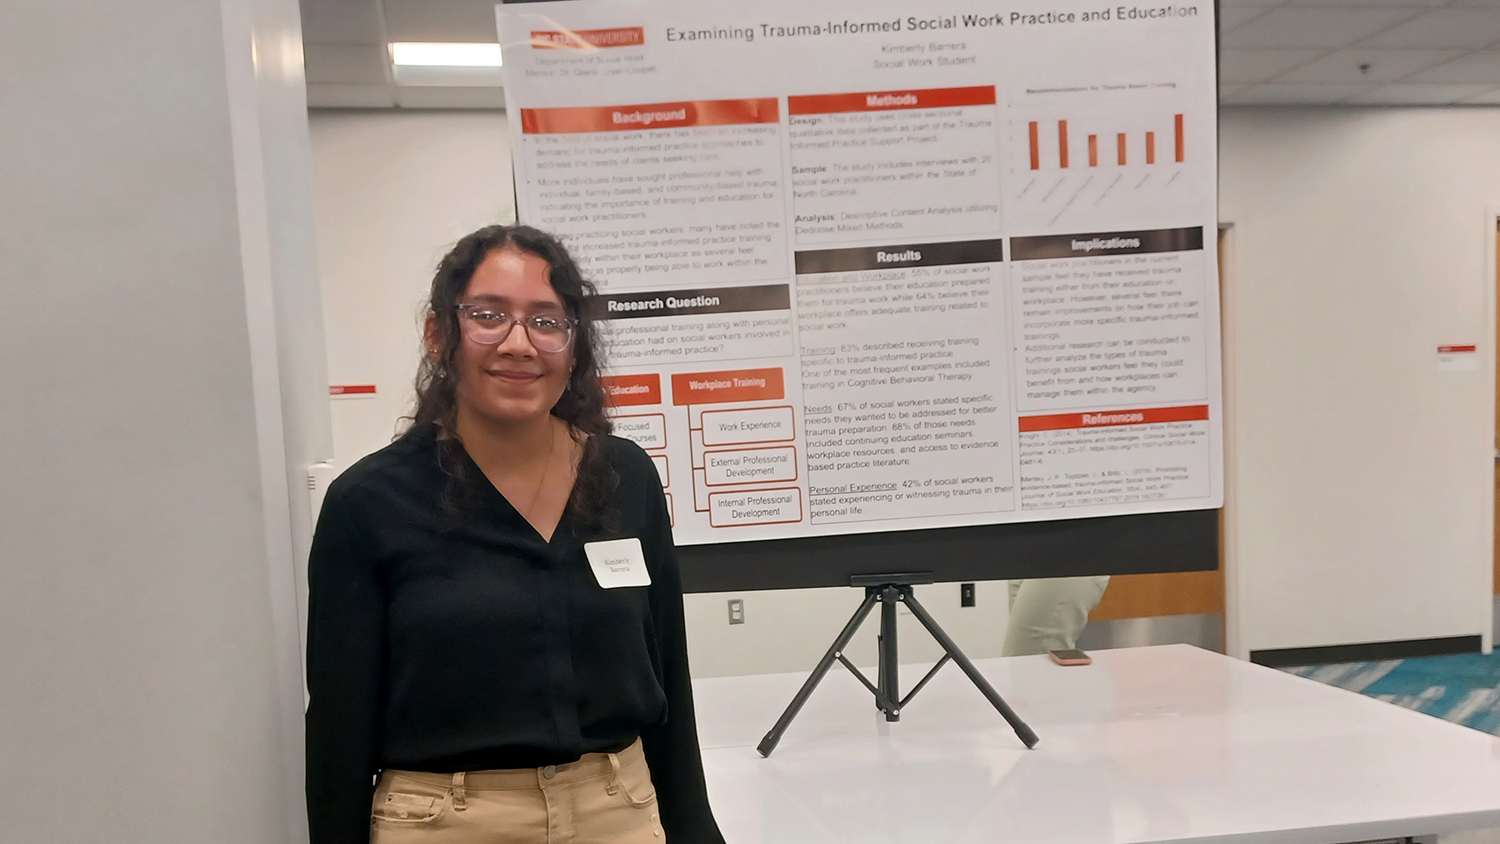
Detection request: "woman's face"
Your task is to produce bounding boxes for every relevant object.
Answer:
[444,247,575,428]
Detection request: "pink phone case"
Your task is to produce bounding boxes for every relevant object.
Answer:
[1048,650,1093,666]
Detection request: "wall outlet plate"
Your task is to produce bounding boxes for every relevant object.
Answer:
[728,598,745,624]
[960,582,976,607]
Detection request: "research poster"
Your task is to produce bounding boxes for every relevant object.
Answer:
[498,0,1222,546]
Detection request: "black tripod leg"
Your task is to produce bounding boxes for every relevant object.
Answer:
[901,590,1040,749]
[757,590,881,757]
[879,586,900,721]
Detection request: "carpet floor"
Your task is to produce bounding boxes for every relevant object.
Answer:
[1281,652,1500,736]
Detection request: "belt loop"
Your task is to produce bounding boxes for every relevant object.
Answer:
[606,753,622,795]
[451,771,467,811]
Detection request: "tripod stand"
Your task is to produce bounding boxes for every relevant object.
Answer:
[757,572,1040,757]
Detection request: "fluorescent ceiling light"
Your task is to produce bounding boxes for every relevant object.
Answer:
[391,42,503,68]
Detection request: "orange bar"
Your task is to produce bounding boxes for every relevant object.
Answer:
[1146,131,1156,164]
[531,27,644,49]
[787,85,995,115]
[1175,114,1184,162]
[1117,133,1127,165]
[520,98,779,134]
[1028,121,1040,170]
[1088,135,1098,167]
[1018,405,1210,433]
[1058,120,1069,168]
[671,368,785,406]
[600,373,661,407]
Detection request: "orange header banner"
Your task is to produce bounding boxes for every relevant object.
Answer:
[1018,404,1210,433]
[520,98,780,135]
[788,85,996,116]
[531,27,645,49]
[600,373,662,407]
[671,368,785,406]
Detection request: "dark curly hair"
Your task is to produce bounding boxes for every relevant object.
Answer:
[406,224,616,530]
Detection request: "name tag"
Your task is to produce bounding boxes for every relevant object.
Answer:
[584,538,652,589]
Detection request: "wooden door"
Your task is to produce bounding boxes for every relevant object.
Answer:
[1089,228,1228,621]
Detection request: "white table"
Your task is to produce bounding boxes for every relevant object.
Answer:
[692,644,1500,844]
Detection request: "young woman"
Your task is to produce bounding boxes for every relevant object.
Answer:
[305,225,725,844]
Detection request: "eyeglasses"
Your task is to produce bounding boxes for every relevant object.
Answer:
[455,304,576,353]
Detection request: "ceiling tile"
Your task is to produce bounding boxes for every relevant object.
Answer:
[1279,48,1464,82]
[1225,83,1378,104]
[393,65,506,88]
[1458,86,1500,102]
[1220,83,1253,99]
[395,86,507,110]
[1219,6,1273,31]
[1223,7,1421,49]
[1362,9,1500,48]
[304,44,389,85]
[1220,49,1324,83]
[1406,50,1500,82]
[1345,82,1499,103]
[299,0,384,45]
[384,0,498,42]
[307,83,396,109]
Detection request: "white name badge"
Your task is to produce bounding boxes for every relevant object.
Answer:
[584,538,652,589]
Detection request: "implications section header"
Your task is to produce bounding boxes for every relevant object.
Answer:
[1011,226,1204,261]
[520,98,779,134]
[788,85,996,115]
[795,239,1005,274]
[588,284,791,321]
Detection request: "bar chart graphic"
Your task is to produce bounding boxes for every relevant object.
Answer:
[1026,114,1185,171]
[1005,107,1204,232]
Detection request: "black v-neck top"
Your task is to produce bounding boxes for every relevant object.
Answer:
[304,426,724,844]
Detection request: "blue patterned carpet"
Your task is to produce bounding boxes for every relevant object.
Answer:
[1282,652,1500,736]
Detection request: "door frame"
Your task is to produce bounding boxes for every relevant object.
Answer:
[1484,204,1500,652]
[1218,220,1245,659]
[1220,210,1498,659]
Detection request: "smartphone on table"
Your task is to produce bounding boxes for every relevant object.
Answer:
[1048,648,1092,666]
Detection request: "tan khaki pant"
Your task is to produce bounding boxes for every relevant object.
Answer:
[369,739,664,844]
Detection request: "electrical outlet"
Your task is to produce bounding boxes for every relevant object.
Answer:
[960,583,976,607]
[727,598,745,625]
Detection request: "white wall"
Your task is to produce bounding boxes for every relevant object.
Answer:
[307,110,1016,677]
[684,581,1014,678]
[1220,107,1498,658]
[310,110,516,462]
[0,0,323,841]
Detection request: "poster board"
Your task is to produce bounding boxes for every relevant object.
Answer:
[497,0,1221,585]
